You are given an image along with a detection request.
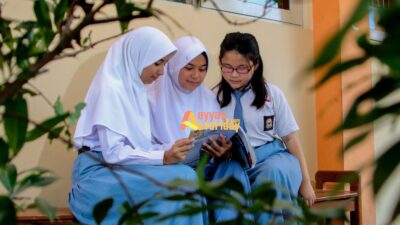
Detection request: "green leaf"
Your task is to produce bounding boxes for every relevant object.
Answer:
[342,102,400,132]
[15,42,32,70]
[114,0,136,32]
[47,126,64,140]
[14,21,36,31]
[82,36,90,46]
[166,178,198,188]
[53,0,70,26]
[364,76,400,101]
[34,0,55,47]
[25,113,69,142]
[0,47,3,71]
[272,199,301,214]
[373,140,400,194]
[0,138,9,166]
[35,198,56,222]
[389,196,400,224]
[315,56,368,88]
[54,97,65,115]
[14,169,58,195]
[376,50,400,73]
[118,200,152,225]
[119,210,157,225]
[250,181,276,206]
[93,198,114,225]
[344,130,370,151]
[34,0,52,29]
[42,29,55,47]
[207,176,246,197]
[157,204,209,222]
[163,194,198,201]
[0,164,17,193]
[0,17,14,49]
[4,97,28,153]
[307,207,347,222]
[313,0,370,68]
[195,153,210,186]
[332,77,400,133]
[21,88,38,97]
[17,174,57,190]
[0,196,17,225]
[69,102,85,125]
[19,167,51,175]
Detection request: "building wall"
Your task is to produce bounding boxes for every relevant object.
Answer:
[3,0,316,210]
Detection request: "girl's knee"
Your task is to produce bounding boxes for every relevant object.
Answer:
[174,164,198,180]
[215,161,247,179]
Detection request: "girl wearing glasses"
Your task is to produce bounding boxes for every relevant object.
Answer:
[215,32,316,224]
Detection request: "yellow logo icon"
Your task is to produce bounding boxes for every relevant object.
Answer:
[180,111,199,130]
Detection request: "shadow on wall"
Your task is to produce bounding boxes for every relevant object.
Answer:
[37,51,107,207]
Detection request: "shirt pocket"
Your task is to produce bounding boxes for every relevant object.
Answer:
[260,102,275,132]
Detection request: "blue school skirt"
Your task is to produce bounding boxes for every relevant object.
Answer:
[248,139,302,224]
[205,139,301,223]
[68,151,208,225]
[204,160,253,222]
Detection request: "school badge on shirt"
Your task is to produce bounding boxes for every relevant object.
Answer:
[263,115,274,131]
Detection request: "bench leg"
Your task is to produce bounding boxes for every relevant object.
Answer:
[350,205,360,225]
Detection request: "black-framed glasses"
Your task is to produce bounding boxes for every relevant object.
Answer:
[220,64,252,74]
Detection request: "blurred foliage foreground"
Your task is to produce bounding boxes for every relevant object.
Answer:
[312,0,400,224]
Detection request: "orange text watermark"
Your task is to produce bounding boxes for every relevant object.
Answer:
[180,111,240,132]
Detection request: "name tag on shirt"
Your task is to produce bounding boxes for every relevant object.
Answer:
[264,115,274,131]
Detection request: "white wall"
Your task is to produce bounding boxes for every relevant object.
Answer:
[2,0,316,207]
[372,59,400,225]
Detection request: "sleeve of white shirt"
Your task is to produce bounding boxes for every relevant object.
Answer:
[97,126,167,165]
[270,84,299,138]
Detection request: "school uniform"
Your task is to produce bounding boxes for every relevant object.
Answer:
[148,36,251,222]
[219,83,302,224]
[69,27,207,225]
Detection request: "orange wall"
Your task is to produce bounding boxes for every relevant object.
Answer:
[313,0,344,170]
[313,0,376,224]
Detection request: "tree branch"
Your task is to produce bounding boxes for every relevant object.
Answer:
[54,31,124,59]
[91,13,152,24]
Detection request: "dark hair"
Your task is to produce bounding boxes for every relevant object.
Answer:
[201,52,209,70]
[215,32,267,109]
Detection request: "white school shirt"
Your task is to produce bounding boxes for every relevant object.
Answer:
[219,83,299,147]
[80,125,171,165]
[73,27,177,165]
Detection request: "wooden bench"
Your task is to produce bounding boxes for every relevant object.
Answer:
[311,170,361,225]
[17,170,361,225]
[17,208,75,225]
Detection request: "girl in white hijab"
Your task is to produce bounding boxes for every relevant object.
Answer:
[147,36,219,145]
[148,36,252,222]
[69,27,207,225]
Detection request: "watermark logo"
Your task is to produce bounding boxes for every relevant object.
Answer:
[180,111,240,132]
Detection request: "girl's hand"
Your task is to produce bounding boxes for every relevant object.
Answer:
[299,181,316,206]
[163,138,194,164]
[202,134,232,159]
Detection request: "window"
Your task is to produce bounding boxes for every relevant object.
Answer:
[166,0,303,26]
[369,0,393,42]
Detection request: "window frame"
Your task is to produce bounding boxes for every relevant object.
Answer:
[165,0,304,26]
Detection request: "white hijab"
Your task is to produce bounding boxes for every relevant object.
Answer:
[148,36,219,145]
[74,26,177,150]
